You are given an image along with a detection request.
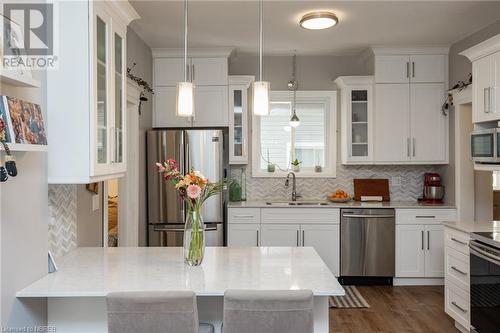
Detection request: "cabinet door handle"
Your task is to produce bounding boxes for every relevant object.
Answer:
[491,86,495,114]
[484,87,490,113]
[416,215,436,219]
[256,230,259,246]
[451,237,467,246]
[233,215,254,218]
[302,230,305,246]
[451,301,467,314]
[186,64,190,82]
[451,266,467,276]
[192,64,195,81]
[421,230,424,250]
[296,230,299,247]
[406,62,409,78]
[412,62,415,78]
[427,230,430,250]
[413,138,416,157]
[407,138,410,157]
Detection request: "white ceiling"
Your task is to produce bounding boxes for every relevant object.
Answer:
[130,1,500,56]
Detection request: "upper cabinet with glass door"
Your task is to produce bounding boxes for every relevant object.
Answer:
[229,76,254,164]
[335,76,374,164]
[47,1,139,184]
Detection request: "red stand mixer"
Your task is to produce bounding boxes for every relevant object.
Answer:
[419,173,445,205]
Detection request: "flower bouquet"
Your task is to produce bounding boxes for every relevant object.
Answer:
[156,159,227,266]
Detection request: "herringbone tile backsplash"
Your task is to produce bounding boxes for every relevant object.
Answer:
[231,163,436,201]
[48,184,77,258]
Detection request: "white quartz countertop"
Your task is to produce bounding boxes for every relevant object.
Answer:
[17,247,344,298]
[442,220,500,234]
[228,200,455,209]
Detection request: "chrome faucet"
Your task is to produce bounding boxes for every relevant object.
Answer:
[285,172,300,201]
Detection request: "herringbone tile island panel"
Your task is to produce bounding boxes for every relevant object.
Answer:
[48,184,77,257]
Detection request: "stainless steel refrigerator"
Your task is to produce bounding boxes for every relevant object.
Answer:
[147,129,228,247]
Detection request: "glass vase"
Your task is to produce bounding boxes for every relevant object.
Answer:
[183,208,205,266]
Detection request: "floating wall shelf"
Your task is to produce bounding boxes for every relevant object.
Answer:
[0,71,41,88]
[0,143,48,152]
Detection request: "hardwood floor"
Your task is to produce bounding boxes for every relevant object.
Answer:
[330,286,458,333]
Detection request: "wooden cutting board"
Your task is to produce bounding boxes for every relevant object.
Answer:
[353,179,390,201]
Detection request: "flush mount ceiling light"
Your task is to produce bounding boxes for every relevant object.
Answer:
[299,11,338,30]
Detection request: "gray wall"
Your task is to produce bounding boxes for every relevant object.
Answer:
[229,54,368,90]
[127,27,153,246]
[449,19,500,88]
[1,75,48,327]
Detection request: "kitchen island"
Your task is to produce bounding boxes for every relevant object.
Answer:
[17,247,344,333]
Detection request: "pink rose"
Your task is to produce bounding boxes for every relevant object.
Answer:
[186,184,202,199]
[156,162,166,172]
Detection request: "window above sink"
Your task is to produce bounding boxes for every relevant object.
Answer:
[251,91,337,178]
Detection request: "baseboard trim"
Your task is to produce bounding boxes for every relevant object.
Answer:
[455,321,469,333]
[393,278,444,286]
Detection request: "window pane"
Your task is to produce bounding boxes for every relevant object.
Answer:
[260,102,292,170]
[294,102,325,168]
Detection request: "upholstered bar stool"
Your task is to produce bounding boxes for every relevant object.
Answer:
[223,289,314,333]
[107,291,214,333]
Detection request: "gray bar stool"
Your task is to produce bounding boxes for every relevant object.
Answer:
[107,291,214,333]
[223,289,314,333]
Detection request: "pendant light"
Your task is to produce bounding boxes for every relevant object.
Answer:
[253,0,270,116]
[288,54,300,127]
[176,0,194,117]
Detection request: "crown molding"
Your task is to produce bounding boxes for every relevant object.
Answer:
[460,34,500,61]
[370,45,450,55]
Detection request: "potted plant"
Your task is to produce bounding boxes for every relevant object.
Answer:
[291,158,301,172]
[156,159,228,266]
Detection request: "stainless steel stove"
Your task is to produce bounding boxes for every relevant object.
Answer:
[469,232,500,333]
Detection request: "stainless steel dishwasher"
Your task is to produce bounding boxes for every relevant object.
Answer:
[340,208,395,285]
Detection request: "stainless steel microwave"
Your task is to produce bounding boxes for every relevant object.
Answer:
[471,128,500,163]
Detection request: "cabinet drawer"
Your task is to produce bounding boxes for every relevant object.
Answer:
[396,209,456,225]
[445,228,470,255]
[445,247,470,289]
[228,208,261,224]
[261,208,340,224]
[445,283,470,329]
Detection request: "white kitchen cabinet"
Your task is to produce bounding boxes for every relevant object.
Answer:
[374,84,411,163]
[47,0,138,183]
[261,224,301,247]
[461,34,500,123]
[154,58,186,86]
[228,223,260,247]
[410,55,447,83]
[152,49,231,128]
[395,208,454,278]
[302,224,340,276]
[335,76,374,164]
[396,224,426,277]
[229,76,254,164]
[375,55,410,83]
[375,54,446,84]
[410,83,448,163]
[193,86,229,127]
[191,58,228,86]
[425,224,445,277]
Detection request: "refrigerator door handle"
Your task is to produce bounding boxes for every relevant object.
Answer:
[154,227,185,232]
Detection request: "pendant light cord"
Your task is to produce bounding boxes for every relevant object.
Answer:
[259,0,263,81]
[184,0,188,82]
[292,53,297,113]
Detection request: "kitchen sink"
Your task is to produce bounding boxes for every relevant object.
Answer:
[265,201,329,206]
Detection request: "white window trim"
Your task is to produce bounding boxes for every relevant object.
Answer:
[251,90,337,178]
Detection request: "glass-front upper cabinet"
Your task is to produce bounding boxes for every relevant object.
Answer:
[92,2,128,176]
[228,76,254,164]
[335,76,374,164]
[113,27,126,170]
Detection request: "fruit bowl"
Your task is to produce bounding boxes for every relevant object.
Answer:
[327,190,352,203]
